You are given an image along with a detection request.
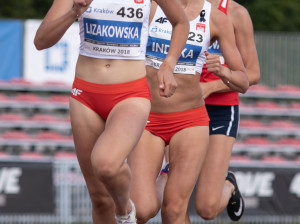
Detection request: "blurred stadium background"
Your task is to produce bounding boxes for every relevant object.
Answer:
[0,0,300,223]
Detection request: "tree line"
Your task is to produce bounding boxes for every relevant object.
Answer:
[0,0,299,32]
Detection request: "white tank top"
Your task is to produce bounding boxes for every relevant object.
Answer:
[78,0,151,60]
[146,0,211,75]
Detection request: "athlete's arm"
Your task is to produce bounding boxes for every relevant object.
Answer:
[200,76,229,99]
[154,0,189,97]
[209,7,249,93]
[34,0,92,50]
[230,4,260,86]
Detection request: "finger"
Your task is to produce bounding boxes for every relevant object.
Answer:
[164,84,171,97]
[171,82,177,94]
[167,85,177,97]
[205,51,210,56]
[159,86,166,97]
[208,56,219,63]
[158,74,165,91]
[76,0,86,6]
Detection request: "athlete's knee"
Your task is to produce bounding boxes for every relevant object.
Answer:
[135,201,160,224]
[136,208,158,224]
[161,199,184,221]
[91,155,121,181]
[195,199,219,220]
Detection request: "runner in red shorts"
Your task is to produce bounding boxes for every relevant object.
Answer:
[34,0,189,223]
[128,0,249,223]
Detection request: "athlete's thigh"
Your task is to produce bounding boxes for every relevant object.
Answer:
[128,130,165,209]
[165,126,209,202]
[92,97,151,169]
[196,134,235,203]
[69,98,110,197]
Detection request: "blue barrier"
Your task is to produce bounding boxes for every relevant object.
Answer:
[0,20,23,81]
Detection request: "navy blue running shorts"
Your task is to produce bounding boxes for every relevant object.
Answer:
[205,105,239,138]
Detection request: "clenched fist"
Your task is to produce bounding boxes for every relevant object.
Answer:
[205,51,224,78]
[73,0,93,17]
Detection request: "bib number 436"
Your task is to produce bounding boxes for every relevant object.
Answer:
[117,7,143,19]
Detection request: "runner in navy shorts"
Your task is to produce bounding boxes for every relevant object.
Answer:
[206,105,239,138]
[194,0,260,222]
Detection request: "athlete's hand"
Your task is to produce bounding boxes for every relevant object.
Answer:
[157,62,178,98]
[205,51,224,78]
[73,0,93,17]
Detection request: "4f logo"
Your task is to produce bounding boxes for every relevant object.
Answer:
[72,88,83,96]
[155,17,168,24]
[135,0,144,3]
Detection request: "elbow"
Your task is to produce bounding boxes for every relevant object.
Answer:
[34,26,51,50]
[240,85,248,94]
[240,76,250,94]
[242,70,251,93]
[248,68,261,86]
[34,39,45,51]
[34,45,44,51]
[249,74,261,86]
[238,82,249,94]
[34,34,50,51]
